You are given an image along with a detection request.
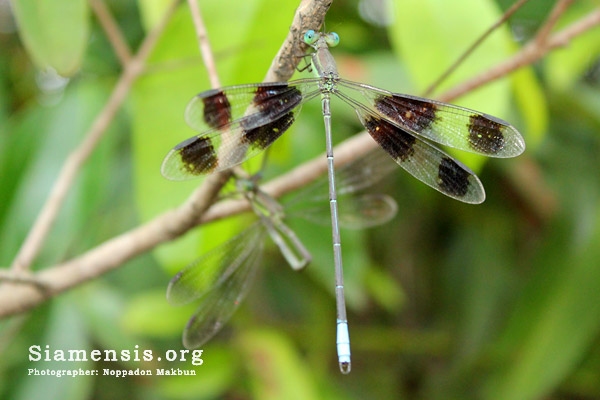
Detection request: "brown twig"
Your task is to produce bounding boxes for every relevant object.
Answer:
[438,7,600,103]
[9,0,182,273]
[424,0,531,97]
[0,0,332,317]
[534,0,575,47]
[89,0,132,65]
[186,0,220,88]
[2,2,598,318]
[0,133,371,318]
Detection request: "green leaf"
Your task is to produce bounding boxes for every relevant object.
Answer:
[14,295,94,400]
[11,0,89,76]
[121,290,195,337]
[131,0,299,273]
[238,328,319,400]
[364,266,406,313]
[389,0,519,171]
[544,1,600,91]
[136,0,174,31]
[0,79,116,266]
[483,214,600,400]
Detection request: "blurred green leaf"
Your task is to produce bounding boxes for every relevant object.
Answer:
[544,1,600,91]
[389,0,519,171]
[390,0,511,107]
[11,0,89,76]
[157,345,238,400]
[14,295,94,400]
[483,213,600,400]
[122,290,194,337]
[0,79,118,266]
[137,0,174,31]
[364,266,405,313]
[238,328,320,400]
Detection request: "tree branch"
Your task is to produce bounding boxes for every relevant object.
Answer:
[0,0,333,317]
[424,0,532,97]
[437,6,600,103]
[9,0,182,272]
[2,2,597,319]
[89,0,132,66]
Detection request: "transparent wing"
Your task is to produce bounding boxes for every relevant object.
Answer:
[167,223,264,306]
[286,146,399,226]
[161,80,321,180]
[289,146,398,205]
[337,79,525,158]
[297,193,398,229]
[181,240,263,349]
[167,223,266,349]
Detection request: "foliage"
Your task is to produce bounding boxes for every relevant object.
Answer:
[1,0,600,399]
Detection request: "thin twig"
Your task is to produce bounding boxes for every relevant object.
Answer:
[9,0,182,272]
[534,0,575,46]
[438,8,600,103]
[89,0,132,65]
[2,3,597,318]
[186,0,220,88]
[0,0,332,317]
[424,0,531,96]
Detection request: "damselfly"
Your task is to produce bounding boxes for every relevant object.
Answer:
[162,30,525,373]
[167,147,398,359]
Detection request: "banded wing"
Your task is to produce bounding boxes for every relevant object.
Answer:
[330,81,525,203]
[161,80,322,180]
[337,80,526,158]
[357,109,485,203]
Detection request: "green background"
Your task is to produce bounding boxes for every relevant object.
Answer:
[1,0,600,399]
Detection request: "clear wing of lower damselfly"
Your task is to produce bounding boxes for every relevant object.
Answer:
[288,146,398,206]
[286,146,399,227]
[167,224,264,306]
[167,223,266,348]
[297,193,398,230]
[168,148,399,349]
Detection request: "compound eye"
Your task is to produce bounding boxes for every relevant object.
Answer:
[303,30,319,45]
[325,32,339,47]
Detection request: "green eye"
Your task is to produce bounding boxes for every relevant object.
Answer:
[325,32,339,47]
[304,30,318,44]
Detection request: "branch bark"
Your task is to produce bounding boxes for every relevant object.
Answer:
[1,2,598,318]
[0,0,333,317]
[9,0,181,272]
[437,5,600,103]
